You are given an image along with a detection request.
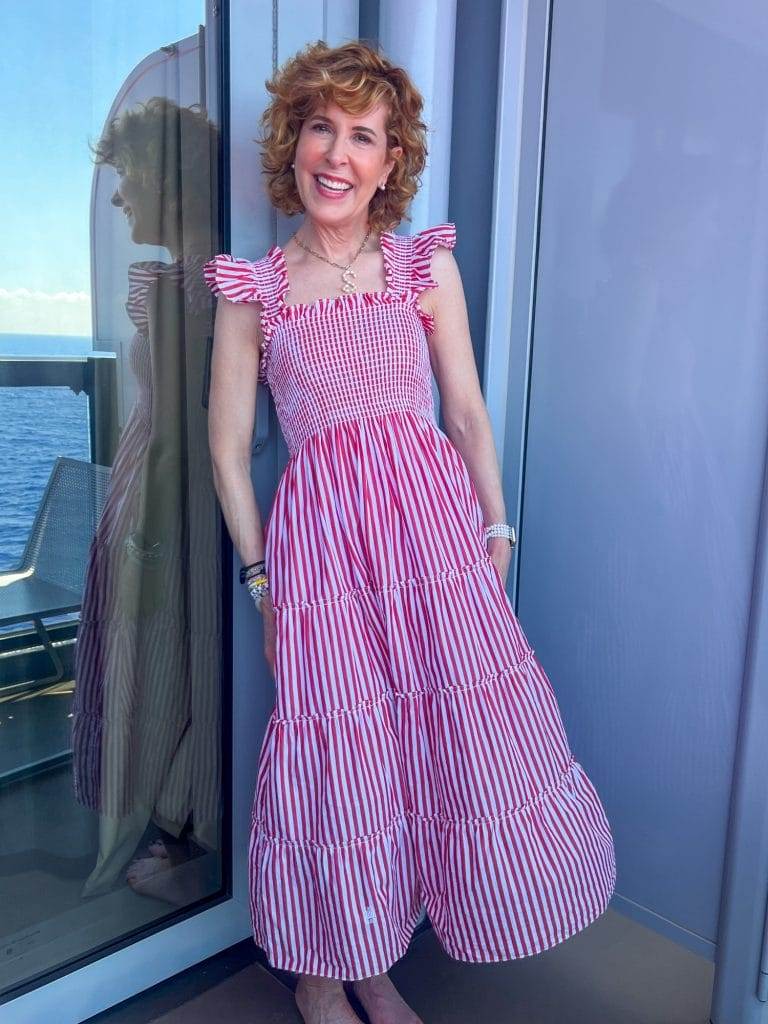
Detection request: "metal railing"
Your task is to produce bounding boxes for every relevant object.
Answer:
[0,354,118,785]
[0,351,119,466]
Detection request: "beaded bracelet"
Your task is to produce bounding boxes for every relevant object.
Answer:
[484,523,516,548]
[240,559,265,584]
[246,574,270,611]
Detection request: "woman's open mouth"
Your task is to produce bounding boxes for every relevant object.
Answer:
[314,174,353,200]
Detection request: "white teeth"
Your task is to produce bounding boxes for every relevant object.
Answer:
[316,175,352,192]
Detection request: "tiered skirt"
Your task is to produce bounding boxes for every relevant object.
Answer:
[249,411,616,980]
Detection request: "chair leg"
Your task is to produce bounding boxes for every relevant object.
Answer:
[30,615,65,686]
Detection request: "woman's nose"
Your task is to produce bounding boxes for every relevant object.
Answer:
[326,136,349,164]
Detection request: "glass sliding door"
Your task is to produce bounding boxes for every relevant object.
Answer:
[0,0,226,1002]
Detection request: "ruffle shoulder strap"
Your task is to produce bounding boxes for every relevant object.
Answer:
[127,257,211,331]
[126,260,175,331]
[202,247,288,383]
[410,222,457,292]
[406,222,457,335]
[202,249,286,306]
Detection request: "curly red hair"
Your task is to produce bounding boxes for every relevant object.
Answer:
[257,40,429,232]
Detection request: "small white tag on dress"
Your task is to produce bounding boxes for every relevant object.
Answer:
[363,905,376,924]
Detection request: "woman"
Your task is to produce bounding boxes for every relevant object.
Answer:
[72,98,222,904]
[204,40,616,1024]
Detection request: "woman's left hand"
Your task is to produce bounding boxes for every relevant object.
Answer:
[487,536,513,588]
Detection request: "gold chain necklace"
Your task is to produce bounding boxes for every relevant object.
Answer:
[291,226,373,294]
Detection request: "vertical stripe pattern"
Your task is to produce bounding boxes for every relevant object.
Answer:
[72,257,222,846]
[204,225,616,980]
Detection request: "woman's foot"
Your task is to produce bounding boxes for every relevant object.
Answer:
[126,854,184,903]
[294,975,363,1024]
[351,973,424,1024]
[125,851,210,906]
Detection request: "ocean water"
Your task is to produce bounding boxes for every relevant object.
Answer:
[0,335,93,569]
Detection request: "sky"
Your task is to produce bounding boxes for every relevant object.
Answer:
[1,0,203,336]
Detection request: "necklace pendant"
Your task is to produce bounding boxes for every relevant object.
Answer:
[341,267,357,294]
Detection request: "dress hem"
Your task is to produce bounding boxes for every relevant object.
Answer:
[252,900,428,982]
[437,855,617,965]
[251,857,617,981]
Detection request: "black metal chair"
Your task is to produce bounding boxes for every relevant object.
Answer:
[0,456,111,689]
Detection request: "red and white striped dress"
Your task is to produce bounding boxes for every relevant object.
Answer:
[72,256,221,844]
[204,223,616,981]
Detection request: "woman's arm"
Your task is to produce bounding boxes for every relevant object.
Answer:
[207,293,266,567]
[423,247,508,528]
[422,247,512,581]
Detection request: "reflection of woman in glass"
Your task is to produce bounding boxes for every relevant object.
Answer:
[72,98,221,904]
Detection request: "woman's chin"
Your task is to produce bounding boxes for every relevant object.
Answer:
[306,199,358,221]
[130,225,163,247]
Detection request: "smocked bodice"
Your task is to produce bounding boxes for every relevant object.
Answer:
[203,223,457,457]
[267,301,440,454]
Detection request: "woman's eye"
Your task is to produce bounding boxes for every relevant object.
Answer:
[311,123,371,144]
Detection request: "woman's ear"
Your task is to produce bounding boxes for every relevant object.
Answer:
[387,145,403,175]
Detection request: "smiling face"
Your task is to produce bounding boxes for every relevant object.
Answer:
[111,169,163,246]
[293,99,402,229]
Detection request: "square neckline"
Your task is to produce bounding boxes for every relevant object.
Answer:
[271,229,398,317]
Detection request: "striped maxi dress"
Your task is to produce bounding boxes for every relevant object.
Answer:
[203,222,617,981]
[71,257,222,850]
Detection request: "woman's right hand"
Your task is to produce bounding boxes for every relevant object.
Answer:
[260,591,277,680]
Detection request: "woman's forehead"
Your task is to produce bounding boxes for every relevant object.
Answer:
[309,98,387,126]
